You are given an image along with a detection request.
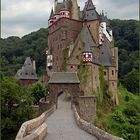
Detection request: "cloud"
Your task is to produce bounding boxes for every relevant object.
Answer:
[1,0,139,38]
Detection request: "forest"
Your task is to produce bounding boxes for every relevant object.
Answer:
[0,19,139,140]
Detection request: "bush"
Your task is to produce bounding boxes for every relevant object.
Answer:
[29,82,48,104]
[112,110,126,123]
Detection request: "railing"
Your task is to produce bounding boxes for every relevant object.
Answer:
[15,105,55,140]
[72,105,124,140]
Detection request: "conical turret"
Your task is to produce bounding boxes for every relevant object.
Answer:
[54,0,58,13]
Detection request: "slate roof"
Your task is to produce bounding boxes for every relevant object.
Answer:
[55,3,63,14]
[48,72,80,84]
[82,0,99,21]
[15,57,38,80]
[82,24,96,52]
[98,36,115,66]
[79,24,101,64]
[49,9,54,19]
[55,0,72,14]
[81,24,96,52]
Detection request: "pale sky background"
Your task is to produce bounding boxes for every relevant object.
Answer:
[1,0,139,38]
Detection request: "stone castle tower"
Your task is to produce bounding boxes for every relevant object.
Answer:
[46,0,119,105]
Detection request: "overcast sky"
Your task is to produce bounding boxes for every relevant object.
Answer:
[1,0,139,38]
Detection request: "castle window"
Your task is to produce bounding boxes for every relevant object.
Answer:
[87,14,88,17]
[31,73,34,75]
[76,55,79,60]
[71,66,73,69]
[25,73,28,75]
[112,82,114,86]
[104,71,106,75]
[77,65,80,69]
[88,54,92,58]
[79,47,81,50]
[112,70,114,75]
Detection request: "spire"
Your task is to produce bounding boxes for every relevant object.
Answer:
[86,0,95,10]
[82,0,99,21]
[54,0,58,13]
[24,57,32,66]
[61,0,68,10]
[49,8,54,19]
[102,10,104,16]
[71,0,79,20]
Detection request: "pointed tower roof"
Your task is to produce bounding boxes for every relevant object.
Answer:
[24,57,32,66]
[49,8,54,19]
[79,24,100,65]
[81,23,96,52]
[82,0,99,21]
[15,57,38,80]
[98,37,114,66]
[60,0,69,11]
[86,0,96,10]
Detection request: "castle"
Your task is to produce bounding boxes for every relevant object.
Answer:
[46,0,119,104]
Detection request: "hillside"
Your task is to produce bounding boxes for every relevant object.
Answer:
[0,19,139,93]
[0,28,48,76]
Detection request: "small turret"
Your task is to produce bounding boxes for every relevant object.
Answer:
[99,10,113,43]
[59,0,70,18]
[71,0,79,20]
[82,0,99,21]
[82,24,94,63]
[54,0,58,13]
[48,8,55,27]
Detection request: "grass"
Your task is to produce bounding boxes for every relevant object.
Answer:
[94,86,140,140]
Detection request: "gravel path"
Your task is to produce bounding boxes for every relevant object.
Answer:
[44,94,97,140]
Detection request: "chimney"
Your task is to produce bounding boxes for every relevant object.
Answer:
[33,60,36,72]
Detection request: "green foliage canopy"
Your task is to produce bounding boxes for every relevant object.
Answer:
[1,76,35,140]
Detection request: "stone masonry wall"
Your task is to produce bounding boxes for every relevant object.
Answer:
[73,105,124,140]
[15,105,55,140]
[48,18,83,72]
[39,97,53,114]
[78,96,96,122]
[49,83,81,105]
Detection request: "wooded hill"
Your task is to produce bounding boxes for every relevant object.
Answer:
[0,19,139,94]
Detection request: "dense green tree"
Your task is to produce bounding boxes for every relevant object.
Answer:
[1,76,34,140]
[0,28,48,76]
[29,82,48,104]
[122,70,139,94]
